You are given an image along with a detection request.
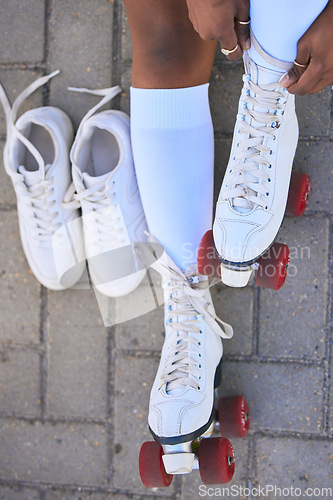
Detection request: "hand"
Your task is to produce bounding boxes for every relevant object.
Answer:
[186,0,250,61]
[280,0,333,95]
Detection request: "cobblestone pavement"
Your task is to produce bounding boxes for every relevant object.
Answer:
[0,1,332,499]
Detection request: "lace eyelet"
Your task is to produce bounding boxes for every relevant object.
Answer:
[198,342,201,346]
[199,364,202,368]
[268,178,271,183]
[199,330,202,334]
[266,192,269,197]
[199,354,202,358]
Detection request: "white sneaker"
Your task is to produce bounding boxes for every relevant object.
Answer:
[67,86,148,297]
[213,51,298,276]
[145,238,233,473]
[0,71,85,290]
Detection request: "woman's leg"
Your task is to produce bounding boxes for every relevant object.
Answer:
[124,0,217,270]
[249,0,329,66]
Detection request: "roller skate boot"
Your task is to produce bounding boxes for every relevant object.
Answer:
[138,241,250,486]
[198,48,310,289]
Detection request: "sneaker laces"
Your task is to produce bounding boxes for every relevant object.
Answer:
[64,179,126,249]
[223,73,287,211]
[16,168,61,241]
[140,235,233,393]
[0,70,60,175]
[0,71,65,242]
[63,85,124,249]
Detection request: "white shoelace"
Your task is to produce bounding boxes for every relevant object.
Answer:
[0,70,60,174]
[0,71,64,242]
[142,237,233,393]
[63,85,124,249]
[64,180,126,249]
[223,74,287,210]
[16,168,61,241]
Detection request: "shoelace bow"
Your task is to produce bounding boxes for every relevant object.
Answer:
[223,74,287,210]
[141,236,233,393]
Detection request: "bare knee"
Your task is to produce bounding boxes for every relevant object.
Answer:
[124,0,216,87]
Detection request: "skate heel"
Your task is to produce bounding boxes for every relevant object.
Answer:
[220,264,252,288]
[162,451,194,474]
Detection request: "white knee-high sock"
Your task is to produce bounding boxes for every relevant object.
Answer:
[249,0,329,68]
[130,84,214,271]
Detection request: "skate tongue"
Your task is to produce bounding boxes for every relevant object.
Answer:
[82,171,110,189]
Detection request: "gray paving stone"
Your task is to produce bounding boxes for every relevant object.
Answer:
[0,141,16,207]
[47,323,108,419]
[0,210,41,344]
[181,437,249,499]
[328,360,333,438]
[214,138,233,202]
[116,304,165,352]
[211,285,253,356]
[255,437,333,495]
[259,216,329,360]
[0,0,45,64]
[296,89,331,138]
[45,491,129,500]
[0,69,44,136]
[222,361,324,433]
[294,141,333,213]
[0,348,40,417]
[0,419,108,486]
[113,355,176,496]
[209,65,244,136]
[121,7,132,62]
[48,289,108,419]
[0,486,40,500]
[48,289,104,328]
[49,0,114,130]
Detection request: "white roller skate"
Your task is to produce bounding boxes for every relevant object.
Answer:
[198,42,310,290]
[138,239,250,486]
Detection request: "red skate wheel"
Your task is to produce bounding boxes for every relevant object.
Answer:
[256,242,290,290]
[139,441,173,488]
[285,171,310,217]
[218,396,250,438]
[197,230,221,278]
[198,437,235,484]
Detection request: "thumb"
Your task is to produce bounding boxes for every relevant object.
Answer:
[279,63,307,89]
[280,40,309,88]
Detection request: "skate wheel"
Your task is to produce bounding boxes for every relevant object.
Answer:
[198,437,235,484]
[256,242,290,290]
[286,171,310,217]
[218,396,250,438]
[197,230,221,278]
[139,441,173,488]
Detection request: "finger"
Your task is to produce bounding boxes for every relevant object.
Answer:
[235,0,250,49]
[286,61,321,96]
[279,62,307,90]
[219,28,243,61]
[234,20,250,50]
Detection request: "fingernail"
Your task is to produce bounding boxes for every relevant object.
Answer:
[243,38,251,50]
[279,72,289,87]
